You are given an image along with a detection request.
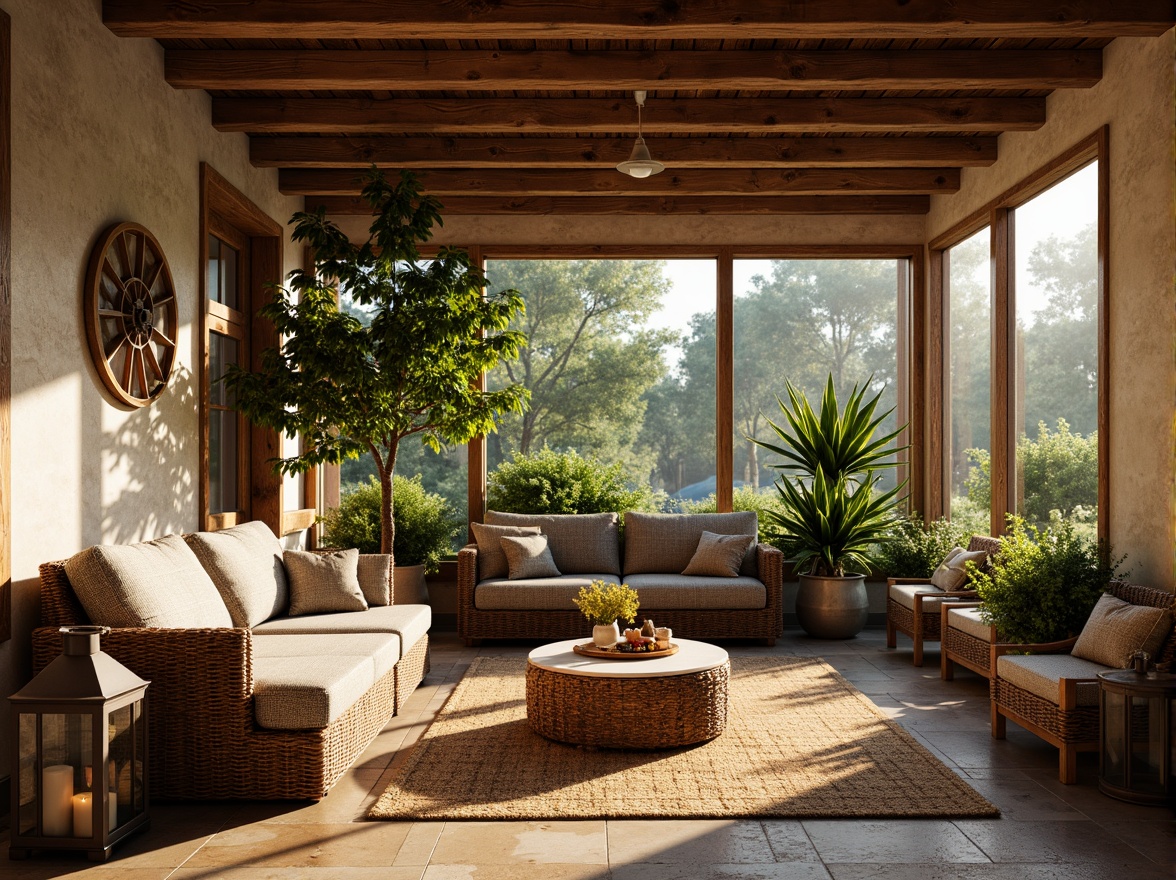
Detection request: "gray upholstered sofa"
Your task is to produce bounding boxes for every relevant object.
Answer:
[33,521,431,800]
[458,510,785,645]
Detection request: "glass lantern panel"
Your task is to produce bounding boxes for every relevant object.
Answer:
[133,700,146,816]
[18,713,36,836]
[1102,690,1126,788]
[35,713,92,837]
[109,703,133,827]
[1129,695,1165,795]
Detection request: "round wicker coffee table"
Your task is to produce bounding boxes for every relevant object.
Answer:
[526,638,730,749]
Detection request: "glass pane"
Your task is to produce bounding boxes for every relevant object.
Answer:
[18,713,36,836]
[733,258,902,499]
[207,234,221,303]
[133,700,146,816]
[1102,689,1126,788]
[37,713,91,837]
[109,704,133,830]
[209,410,239,515]
[220,240,239,310]
[1129,695,1164,794]
[947,228,991,533]
[1013,162,1099,533]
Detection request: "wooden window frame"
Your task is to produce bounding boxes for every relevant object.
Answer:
[199,164,314,536]
[929,127,1109,541]
[0,10,10,643]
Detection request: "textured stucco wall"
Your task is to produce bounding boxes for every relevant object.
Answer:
[926,32,1176,587]
[0,0,303,780]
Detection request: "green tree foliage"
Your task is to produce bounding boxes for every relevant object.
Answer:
[321,475,460,573]
[484,260,676,476]
[974,514,1121,644]
[486,448,660,518]
[224,169,528,555]
[873,513,973,579]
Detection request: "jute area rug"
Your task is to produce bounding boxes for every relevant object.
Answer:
[369,656,998,820]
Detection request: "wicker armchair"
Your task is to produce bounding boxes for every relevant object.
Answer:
[990,580,1176,784]
[885,535,1001,666]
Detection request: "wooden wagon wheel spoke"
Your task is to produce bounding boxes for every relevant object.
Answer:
[85,222,178,408]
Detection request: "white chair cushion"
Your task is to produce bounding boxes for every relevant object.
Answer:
[252,604,431,660]
[64,534,232,629]
[475,574,621,611]
[888,583,951,612]
[996,654,1106,706]
[946,606,992,641]
[185,521,288,628]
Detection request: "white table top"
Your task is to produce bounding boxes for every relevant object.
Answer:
[527,637,729,679]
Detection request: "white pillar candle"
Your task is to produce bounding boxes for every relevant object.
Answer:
[72,792,93,837]
[109,791,119,831]
[41,764,74,837]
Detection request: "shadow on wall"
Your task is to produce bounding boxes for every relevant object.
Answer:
[99,364,197,545]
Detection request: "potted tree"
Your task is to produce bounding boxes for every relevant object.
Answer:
[753,376,906,638]
[225,169,528,558]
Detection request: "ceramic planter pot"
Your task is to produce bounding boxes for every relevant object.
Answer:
[393,563,430,604]
[592,621,621,648]
[796,573,869,639]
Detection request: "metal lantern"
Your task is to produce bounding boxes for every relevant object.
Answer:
[9,626,150,861]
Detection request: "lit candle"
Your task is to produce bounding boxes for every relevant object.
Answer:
[109,792,119,831]
[72,792,93,837]
[41,764,73,837]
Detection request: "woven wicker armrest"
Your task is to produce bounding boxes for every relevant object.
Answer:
[457,543,479,613]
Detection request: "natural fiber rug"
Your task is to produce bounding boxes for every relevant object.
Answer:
[369,656,998,820]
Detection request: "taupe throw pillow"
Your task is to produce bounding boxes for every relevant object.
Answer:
[929,547,986,592]
[1072,593,1171,668]
[283,549,368,616]
[500,534,562,580]
[681,531,756,578]
[471,523,542,579]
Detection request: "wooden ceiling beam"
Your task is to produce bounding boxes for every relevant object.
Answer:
[279,167,960,197]
[167,49,1102,92]
[105,0,1175,40]
[251,135,999,169]
[215,97,1045,134]
[309,195,931,215]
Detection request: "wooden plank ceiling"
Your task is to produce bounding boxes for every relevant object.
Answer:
[104,1,1175,215]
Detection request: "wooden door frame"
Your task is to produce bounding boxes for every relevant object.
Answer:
[0,10,10,642]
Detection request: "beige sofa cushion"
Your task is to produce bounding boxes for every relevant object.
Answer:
[357,554,392,606]
[946,606,992,641]
[253,648,379,730]
[485,511,621,575]
[624,573,766,610]
[470,523,542,579]
[475,573,621,611]
[252,603,430,660]
[681,531,756,577]
[64,534,232,629]
[624,512,758,577]
[1072,593,1172,669]
[501,534,562,579]
[888,583,954,612]
[996,654,1105,706]
[253,632,402,681]
[186,521,288,628]
[283,549,368,615]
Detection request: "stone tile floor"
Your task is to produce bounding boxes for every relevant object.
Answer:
[3,628,1174,879]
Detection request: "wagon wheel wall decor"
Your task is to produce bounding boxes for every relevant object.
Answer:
[84,222,178,407]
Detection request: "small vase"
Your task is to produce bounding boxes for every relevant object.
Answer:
[592,621,621,648]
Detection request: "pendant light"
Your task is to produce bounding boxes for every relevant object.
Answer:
[616,90,665,179]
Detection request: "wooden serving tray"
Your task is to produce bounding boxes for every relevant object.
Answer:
[573,642,679,660]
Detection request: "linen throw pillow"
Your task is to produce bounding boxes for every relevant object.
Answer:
[500,534,562,580]
[64,533,232,629]
[1072,593,1172,668]
[283,549,369,616]
[471,523,542,579]
[356,554,392,606]
[185,521,289,627]
[929,547,987,592]
[681,531,756,577]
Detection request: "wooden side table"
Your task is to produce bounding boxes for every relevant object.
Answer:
[1097,670,1176,805]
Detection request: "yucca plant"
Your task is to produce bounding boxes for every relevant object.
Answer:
[754,375,907,577]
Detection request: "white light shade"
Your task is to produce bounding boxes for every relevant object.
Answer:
[616,137,665,178]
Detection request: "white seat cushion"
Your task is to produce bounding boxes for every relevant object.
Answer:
[475,574,622,611]
[252,632,401,681]
[186,521,289,628]
[252,651,376,730]
[252,604,431,660]
[996,654,1106,706]
[623,574,766,610]
[946,607,992,641]
[888,583,955,612]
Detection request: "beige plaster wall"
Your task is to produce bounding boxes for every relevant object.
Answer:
[0,0,303,780]
[926,32,1176,587]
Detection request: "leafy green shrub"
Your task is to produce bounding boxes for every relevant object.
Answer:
[974,513,1122,644]
[322,475,460,573]
[873,513,972,578]
[680,486,787,545]
[487,447,659,517]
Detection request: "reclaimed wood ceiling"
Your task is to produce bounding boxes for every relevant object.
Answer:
[104,1,1175,215]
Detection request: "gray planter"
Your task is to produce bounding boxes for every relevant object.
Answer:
[796,573,869,639]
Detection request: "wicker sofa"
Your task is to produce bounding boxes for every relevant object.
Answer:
[458,510,785,645]
[32,522,430,801]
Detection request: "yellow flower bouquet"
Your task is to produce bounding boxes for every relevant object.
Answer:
[573,580,639,626]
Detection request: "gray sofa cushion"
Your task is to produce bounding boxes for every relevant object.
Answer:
[475,573,622,611]
[252,603,431,660]
[64,533,232,629]
[471,522,542,579]
[681,531,756,577]
[501,534,562,579]
[185,521,289,628]
[996,654,1105,707]
[624,573,767,610]
[624,512,758,577]
[485,511,621,575]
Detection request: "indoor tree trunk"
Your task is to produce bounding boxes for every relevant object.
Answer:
[380,468,395,558]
